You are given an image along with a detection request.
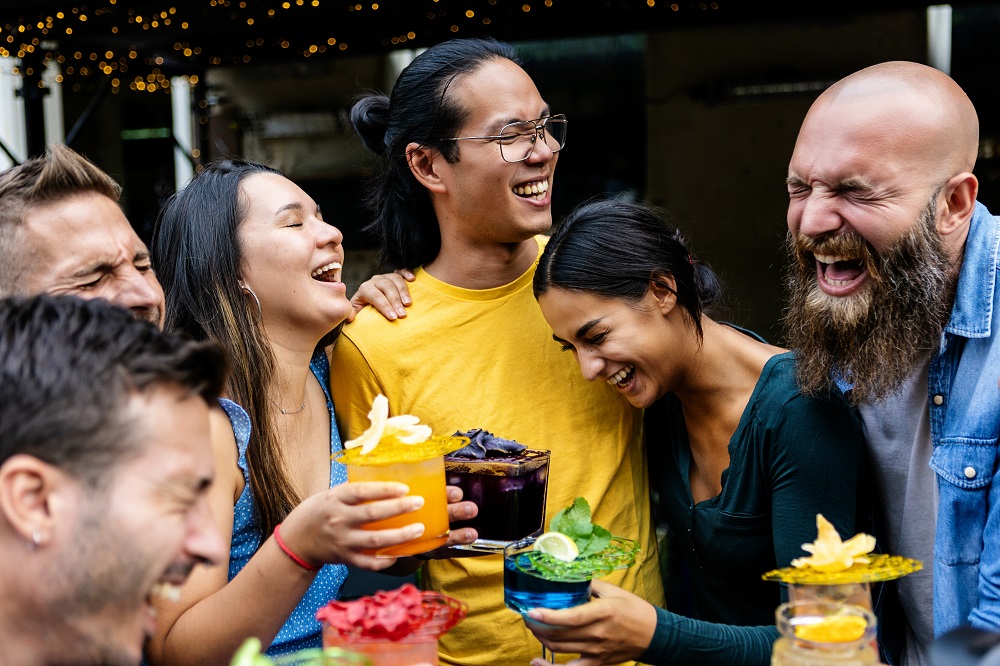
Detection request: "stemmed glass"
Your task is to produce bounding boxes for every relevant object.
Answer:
[503,536,590,661]
[503,534,639,662]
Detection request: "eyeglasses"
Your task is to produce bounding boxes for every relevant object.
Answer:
[441,114,568,163]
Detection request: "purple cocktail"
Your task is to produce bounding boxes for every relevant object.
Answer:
[445,431,549,550]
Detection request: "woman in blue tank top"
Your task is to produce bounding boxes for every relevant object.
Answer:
[145,160,476,663]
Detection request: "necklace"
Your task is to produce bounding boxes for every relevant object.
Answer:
[269,397,306,415]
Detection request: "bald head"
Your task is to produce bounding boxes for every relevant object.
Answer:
[806,61,978,176]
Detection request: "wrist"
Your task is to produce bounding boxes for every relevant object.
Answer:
[273,523,321,572]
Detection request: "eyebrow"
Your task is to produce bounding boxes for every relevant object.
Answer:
[493,106,553,131]
[275,202,303,216]
[551,317,603,345]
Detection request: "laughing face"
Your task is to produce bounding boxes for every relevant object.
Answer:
[51,386,223,666]
[538,286,686,408]
[784,95,957,403]
[434,58,559,244]
[237,172,352,341]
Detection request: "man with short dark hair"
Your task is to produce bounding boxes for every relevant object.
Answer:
[0,145,164,325]
[0,295,228,666]
[784,61,1000,665]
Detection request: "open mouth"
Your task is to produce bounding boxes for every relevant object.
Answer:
[311,261,342,283]
[606,363,635,389]
[512,178,548,200]
[814,253,866,288]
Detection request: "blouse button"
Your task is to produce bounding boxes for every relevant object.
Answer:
[964,466,977,479]
[933,395,944,406]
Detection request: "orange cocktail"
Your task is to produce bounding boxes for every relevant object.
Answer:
[338,436,467,558]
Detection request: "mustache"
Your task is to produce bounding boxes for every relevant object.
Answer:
[790,231,883,280]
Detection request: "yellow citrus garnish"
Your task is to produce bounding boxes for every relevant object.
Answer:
[794,615,868,643]
[534,532,579,562]
[791,514,876,573]
[336,435,467,466]
[344,394,432,455]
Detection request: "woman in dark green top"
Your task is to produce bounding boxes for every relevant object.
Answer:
[528,199,867,666]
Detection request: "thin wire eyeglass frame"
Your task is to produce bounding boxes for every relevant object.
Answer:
[440,114,568,163]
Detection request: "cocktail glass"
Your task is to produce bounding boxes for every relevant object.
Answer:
[337,436,468,558]
[319,586,467,666]
[504,535,591,662]
[772,601,877,666]
[446,449,550,551]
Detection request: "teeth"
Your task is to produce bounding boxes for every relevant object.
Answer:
[606,364,634,387]
[512,180,548,197]
[823,277,853,287]
[311,261,342,279]
[814,254,852,265]
[150,582,182,603]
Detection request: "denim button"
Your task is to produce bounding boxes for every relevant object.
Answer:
[964,466,977,479]
[933,395,944,406]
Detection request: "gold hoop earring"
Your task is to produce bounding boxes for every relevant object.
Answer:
[240,284,262,322]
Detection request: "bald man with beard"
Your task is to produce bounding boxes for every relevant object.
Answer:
[784,62,1000,665]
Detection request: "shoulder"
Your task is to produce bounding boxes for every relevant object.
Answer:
[749,353,863,451]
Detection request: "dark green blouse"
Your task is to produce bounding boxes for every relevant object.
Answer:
[639,351,867,666]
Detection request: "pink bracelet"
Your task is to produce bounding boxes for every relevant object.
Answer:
[273,523,320,572]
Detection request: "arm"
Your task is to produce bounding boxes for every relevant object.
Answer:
[349,269,415,322]
[768,391,866,568]
[146,408,429,665]
[526,580,777,666]
[969,443,1000,630]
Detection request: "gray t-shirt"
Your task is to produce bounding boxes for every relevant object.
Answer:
[859,356,936,666]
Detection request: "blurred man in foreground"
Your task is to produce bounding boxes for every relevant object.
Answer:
[0,295,227,665]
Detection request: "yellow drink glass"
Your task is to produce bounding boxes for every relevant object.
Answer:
[337,436,467,558]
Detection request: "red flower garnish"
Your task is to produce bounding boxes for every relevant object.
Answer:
[316,583,467,643]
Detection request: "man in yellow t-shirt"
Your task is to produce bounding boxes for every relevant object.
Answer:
[332,38,664,665]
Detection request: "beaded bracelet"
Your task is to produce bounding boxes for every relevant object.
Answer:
[273,523,320,572]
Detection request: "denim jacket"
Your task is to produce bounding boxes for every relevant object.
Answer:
[926,202,1000,636]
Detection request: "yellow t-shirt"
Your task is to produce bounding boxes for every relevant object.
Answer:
[329,239,665,666]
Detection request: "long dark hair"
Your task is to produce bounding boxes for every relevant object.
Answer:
[152,159,299,540]
[351,37,521,271]
[534,199,722,340]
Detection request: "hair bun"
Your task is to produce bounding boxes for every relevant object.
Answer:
[350,95,391,156]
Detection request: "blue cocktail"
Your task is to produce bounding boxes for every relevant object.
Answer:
[503,536,592,661]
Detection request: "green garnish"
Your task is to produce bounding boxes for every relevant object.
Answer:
[550,497,612,558]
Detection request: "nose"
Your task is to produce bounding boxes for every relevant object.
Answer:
[524,131,556,164]
[792,191,844,240]
[185,495,227,567]
[314,217,344,248]
[109,268,166,325]
[576,347,606,382]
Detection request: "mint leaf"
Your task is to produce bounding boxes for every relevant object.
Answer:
[550,497,593,541]
[549,497,615,557]
[579,524,612,558]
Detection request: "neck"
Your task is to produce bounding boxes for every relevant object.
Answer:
[265,334,319,412]
[671,319,784,431]
[0,571,55,666]
[425,234,539,289]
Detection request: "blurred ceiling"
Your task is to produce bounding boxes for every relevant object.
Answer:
[0,0,992,93]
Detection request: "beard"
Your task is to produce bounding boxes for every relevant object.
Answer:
[784,198,956,405]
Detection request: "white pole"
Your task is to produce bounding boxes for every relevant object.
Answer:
[171,75,194,190]
[927,5,953,75]
[0,57,26,168]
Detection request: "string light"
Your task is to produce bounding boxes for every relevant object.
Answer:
[0,0,728,94]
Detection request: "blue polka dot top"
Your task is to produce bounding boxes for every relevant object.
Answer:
[218,351,349,656]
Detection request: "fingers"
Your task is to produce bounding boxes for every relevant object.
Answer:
[445,485,464,503]
[394,268,416,282]
[445,527,478,547]
[447,500,478,523]
[335,481,409,504]
[351,274,412,321]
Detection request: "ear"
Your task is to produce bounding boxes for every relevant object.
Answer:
[405,142,447,195]
[648,275,678,316]
[937,171,978,240]
[0,454,63,548]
